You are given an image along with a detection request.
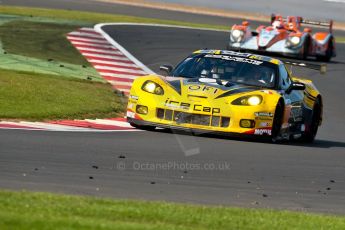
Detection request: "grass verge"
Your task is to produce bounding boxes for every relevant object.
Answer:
[0,6,229,31]
[0,69,124,120]
[0,20,90,66]
[0,190,345,230]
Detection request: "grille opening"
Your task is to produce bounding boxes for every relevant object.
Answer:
[221,117,230,127]
[157,109,230,128]
[165,109,173,120]
[211,116,220,127]
[191,114,210,126]
[157,108,164,119]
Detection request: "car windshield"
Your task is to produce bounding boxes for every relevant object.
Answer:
[171,54,277,88]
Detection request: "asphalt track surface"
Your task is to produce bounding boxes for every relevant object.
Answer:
[3,0,345,37]
[149,0,345,23]
[1,1,345,214]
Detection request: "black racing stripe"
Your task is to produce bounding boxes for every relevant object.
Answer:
[304,91,316,100]
[184,79,241,91]
[305,94,316,101]
[167,80,182,95]
[215,87,258,99]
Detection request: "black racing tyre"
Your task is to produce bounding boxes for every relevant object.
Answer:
[302,37,310,60]
[271,101,284,142]
[129,122,156,131]
[302,98,321,143]
[317,40,333,62]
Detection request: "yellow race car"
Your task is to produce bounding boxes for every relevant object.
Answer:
[127,50,323,142]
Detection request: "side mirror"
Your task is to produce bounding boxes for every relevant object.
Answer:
[286,82,306,94]
[159,64,174,76]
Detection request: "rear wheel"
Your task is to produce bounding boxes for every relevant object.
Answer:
[317,40,333,62]
[302,99,321,143]
[271,101,284,142]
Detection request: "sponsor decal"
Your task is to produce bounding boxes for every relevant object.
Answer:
[164,99,220,115]
[254,129,272,135]
[255,112,274,117]
[188,85,218,94]
[204,54,263,65]
[261,90,273,94]
[129,95,139,100]
[259,122,271,127]
[221,50,252,57]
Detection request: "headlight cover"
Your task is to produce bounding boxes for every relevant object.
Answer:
[230,29,244,43]
[286,36,301,47]
[142,80,164,95]
[231,95,263,106]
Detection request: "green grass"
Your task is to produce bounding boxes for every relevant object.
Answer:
[0,69,124,120]
[0,20,90,66]
[0,6,229,31]
[0,190,345,230]
[336,36,345,43]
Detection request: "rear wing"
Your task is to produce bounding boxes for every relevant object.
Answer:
[301,18,333,32]
[270,14,333,32]
[284,60,327,75]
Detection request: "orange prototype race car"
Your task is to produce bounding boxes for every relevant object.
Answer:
[228,14,336,61]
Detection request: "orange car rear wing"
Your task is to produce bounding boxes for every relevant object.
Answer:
[271,14,333,33]
[301,19,333,32]
[284,60,327,75]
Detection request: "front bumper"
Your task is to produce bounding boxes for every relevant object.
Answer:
[127,117,268,139]
[229,38,303,58]
[127,102,275,137]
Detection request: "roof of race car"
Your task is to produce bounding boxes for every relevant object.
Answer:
[193,49,282,65]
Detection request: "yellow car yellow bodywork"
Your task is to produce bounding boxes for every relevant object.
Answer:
[127,75,283,135]
[126,50,322,138]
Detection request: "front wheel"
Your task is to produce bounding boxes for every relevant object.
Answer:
[301,99,321,143]
[271,101,284,142]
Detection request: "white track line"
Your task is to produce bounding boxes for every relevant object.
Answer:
[19,122,95,131]
[99,72,141,79]
[79,28,98,32]
[89,59,139,68]
[76,47,122,55]
[94,23,155,75]
[324,0,345,3]
[94,65,146,74]
[67,37,109,44]
[83,53,129,61]
[86,119,133,128]
[68,31,104,39]
[72,41,116,49]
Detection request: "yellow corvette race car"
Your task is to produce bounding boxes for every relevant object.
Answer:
[127,50,324,142]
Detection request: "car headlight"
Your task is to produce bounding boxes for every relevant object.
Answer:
[290,36,301,45]
[142,80,164,95]
[230,29,244,42]
[232,29,242,38]
[231,95,263,106]
[286,36,301,47]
